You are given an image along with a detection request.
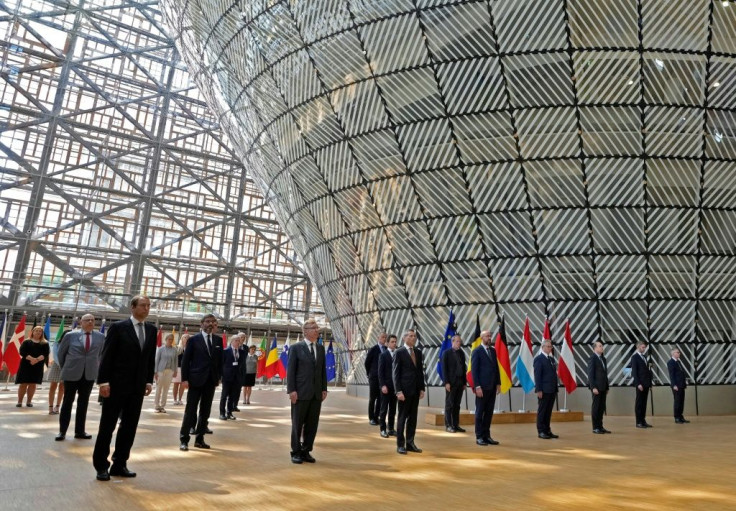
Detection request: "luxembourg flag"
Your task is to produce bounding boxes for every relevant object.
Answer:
[515,318,535,393]
[558,320,578,393]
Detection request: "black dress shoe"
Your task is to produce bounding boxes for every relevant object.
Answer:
[232,407,240,412]
[538,432,552,439]
[55,433,65,441]
[96,470,110,481]
[547,432,559,439]
[644,423,653,428]
[369,420,379,426]
[387,429,397,437]
[485,437,499,445]
[636,423,647,428]
[219,414,228,420]
[446,426,456,433]
[74,433,92,439]
[397,446,407,454]
[301,452,316,463]
[601,428,612,433]
[291,454,303,464]
[109,466,136,478]
[676,418,690,423]
[380,430,389,438]
[205,427,213,434]
[189,427,195,435]
[407,443,422,453]
[455,427,466,433]
[179,443,189,451]
[476,438,488,446]
[593,428,605,434]
[227,414,236,420]
[194,440,210,449]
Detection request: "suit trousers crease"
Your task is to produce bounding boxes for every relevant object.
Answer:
[180,383,216,443]
[591,391,606,430]
[672,388,685,419]
[379,392,397,432]
[444,386,464,428]
[537,392,556,434]
[635,387,649,424]
[220,380,241,415]
[396,393,419,447]
[368,378,380,421]
[474,391,496,439]
[93,392,144,471]
[59,379,94,435]
[291,397,321,455]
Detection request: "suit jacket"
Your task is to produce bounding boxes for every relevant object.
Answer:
[667,358,687,389]
[181,332,222,387]
[471,345,501,390]
[364,344,382,381]
[533,353,558,394]
[58,329,105,381]
[441,348,467,387]
[221,345,243,383]
[631,352,652,388]
[377,349,395,393]
[96,319,157,396]
[286,341,327,401]
[392,346,425,398]
[587,354,610,392]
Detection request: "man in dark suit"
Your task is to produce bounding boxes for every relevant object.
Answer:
[667,348,689,424]
[441,334,467,433]
[534,339,559,439]
[364,332,387,426]
[56,313,105,441]
[392,329,425,454]
[587,340,611,434]
[179,314,222,451]
[378,334,398,438]
[471,330,501,446]
[287,318,328,464]
[219,333,243,420]
[631,340,653,428]
[93,296,157,481]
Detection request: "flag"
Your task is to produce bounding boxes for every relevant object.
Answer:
[436,309,456,380]
[326,341,336,382]
[494,317,512,393]
[558,320,578,394]
[44,315,51,341]
[99,319,106,335]
[4,314,26,375]
[465,314,483,388]
[32,314,38,328]
[256,333,267,378]
[222,331,228,349]
[54,317,66,343]
[279,336,290,375]
[264,335,286,379]
[156,326,162,347]
[0,311,6,368]
[515,318,535,393]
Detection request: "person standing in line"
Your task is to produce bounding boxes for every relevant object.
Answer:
[667,348,690,424]
[179,314,222,451]
[220,333,244,420]
[392,329,425,455]
[47,328,67,415]
[534,339,559,439]
[241,344,258,405]
[364,332,387,426]
[470,330,501,446]
[587,340,611,434]
[440,334,467,433]
[154,333,178,413]
[287,319,328,464]
[93,295,157,481]
[172,333,189,406]
[56,314,104,440]
[15,325,50,408]
[631,340,653,428]
[378,334,398,438]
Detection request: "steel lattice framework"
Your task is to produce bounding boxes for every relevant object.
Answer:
[172,0,735,386]
[0,0,323,331]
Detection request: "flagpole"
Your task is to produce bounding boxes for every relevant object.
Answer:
[560,391,569,413]
[520,393,526,413]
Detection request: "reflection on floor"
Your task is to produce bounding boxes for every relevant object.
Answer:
[0,384,734,510]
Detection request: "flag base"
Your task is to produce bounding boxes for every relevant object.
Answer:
[426,410,583,426]
[559,408,570,412]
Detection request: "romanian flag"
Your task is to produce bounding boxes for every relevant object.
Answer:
[256,333,267,378]
[264,335,286,379]
[465,314,483,388]
[4,314,26,375]
[494,316,512,393]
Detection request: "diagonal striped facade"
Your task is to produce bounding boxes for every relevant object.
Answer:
[162,0,736,387]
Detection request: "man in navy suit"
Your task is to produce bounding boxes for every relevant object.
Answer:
[93,296,157,481]
[587,341,611,434]
[287,318,328,464]
[441,334,467,433]
[631,340,653,428]
[392,329,425,454]
[667,348,689,424]
[364,332,387,426]
[470,330,501,446]
[179,314,222,451]
[534,339,559,439]
[378,334,398,438]
[219,333,244,420]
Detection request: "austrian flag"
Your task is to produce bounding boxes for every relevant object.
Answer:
[558,320,577,393]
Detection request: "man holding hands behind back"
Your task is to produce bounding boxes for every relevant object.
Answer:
[667,348,689,424]
[587,341,611,434]
[534,339,559,439]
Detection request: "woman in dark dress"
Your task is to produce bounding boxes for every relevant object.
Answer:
[15,325,50,408]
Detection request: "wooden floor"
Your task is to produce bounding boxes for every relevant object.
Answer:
[1,384,734,511]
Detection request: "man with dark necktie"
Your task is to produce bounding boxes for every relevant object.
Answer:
[440,334,467,433]
[179,314,222,451]
[587,341,611,434]
[631,340,653,428]
[392,329,425,454]
[471,330,501,446]
[534,339,559,439]
[378,334,398,438]
[364,332,387,426]
[667,348,690,424]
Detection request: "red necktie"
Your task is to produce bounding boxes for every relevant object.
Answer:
[85,332,90,352]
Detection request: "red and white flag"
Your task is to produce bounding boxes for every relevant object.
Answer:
[4,314,26,375]
[558,320,577,393]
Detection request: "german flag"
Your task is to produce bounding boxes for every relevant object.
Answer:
[494,316,513,393]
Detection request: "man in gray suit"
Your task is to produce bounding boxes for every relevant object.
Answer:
[56,314,105,441]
